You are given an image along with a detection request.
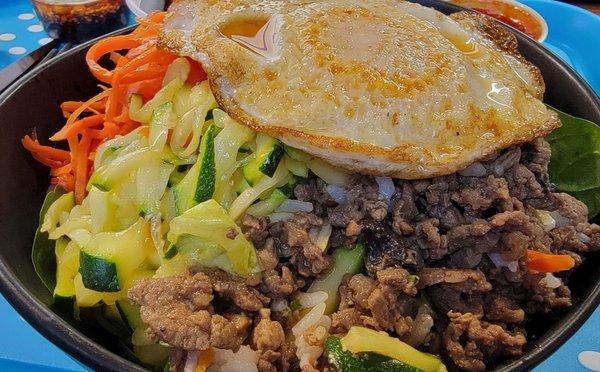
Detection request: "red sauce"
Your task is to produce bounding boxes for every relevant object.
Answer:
[450,0,544,40]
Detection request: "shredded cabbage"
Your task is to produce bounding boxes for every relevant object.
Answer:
[168,199,261,276]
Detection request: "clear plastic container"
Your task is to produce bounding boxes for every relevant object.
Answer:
[31,0,128,43]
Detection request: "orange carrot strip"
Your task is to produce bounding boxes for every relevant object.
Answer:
[527,250,575,273]
[88,121,119,139]
[51,114,105,141]
[62,89,111,131]
[133,77,163,100]
[86,35,142,84]
[120,66,166,84]
[61,100,106,113]
[51,163,73,176]
[22,135,70,161]
[32,153,65,168]
[195,348,214,372]
[52,173,75,191]
[74,134,92,203]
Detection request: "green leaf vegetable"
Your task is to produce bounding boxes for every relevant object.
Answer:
[340,326,446,372]
[308,244,365,314]
[546,106,600,218]
[32,186,68,292]
[325,335,423,372]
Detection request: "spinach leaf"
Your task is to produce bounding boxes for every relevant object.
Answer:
[546,107,600,218]
[38,186,66,225]
[32,186,67,292]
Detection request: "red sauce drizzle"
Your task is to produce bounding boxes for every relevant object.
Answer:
[451,0,544,40]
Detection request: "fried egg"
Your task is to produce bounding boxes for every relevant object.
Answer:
[160,0,559,179]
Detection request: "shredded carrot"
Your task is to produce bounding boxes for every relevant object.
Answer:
[22,11,208,203]
[195,348,214,372]
[61,100,106,114]
[22,135,70,162]
[51,114,105,141]
[527,249,575,273]
[86,35,143,84]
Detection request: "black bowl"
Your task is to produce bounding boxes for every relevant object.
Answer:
[0,1,599,371]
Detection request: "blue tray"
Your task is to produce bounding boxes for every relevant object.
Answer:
[0,0,599,371]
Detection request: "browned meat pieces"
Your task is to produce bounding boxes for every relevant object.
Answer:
[418,268,492,289]
[258,239,304,299]
[269,213,331,277]
[327,175,389,227]
[451,175,511,212]
[363,221,423,274]
[523,272,572,313]
[443,311,526,371]
[252,309,286,372]
[418,268,492,316]
[210,270,270,311]
[130,273,225,350]
[484,295,525,323]
[242,214,271,247]
[128,273,213,350]
[211,313,252,350]
[551,223,600,253]
[332,268,418,337]
[128,271,266,350]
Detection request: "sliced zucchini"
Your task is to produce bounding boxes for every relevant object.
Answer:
[233,170,251,195]
[116,298,143,332]
[53,239,78,313]
[134,344,171,369]
[149,102,173,152]
[246,188,290,217]
[163,243,178,259]
[129,77,183,124]
[284,156,309,178]
[79,219,155,295]
[243,133,285,185]
[79,250,120,292]
[173,124,217,214]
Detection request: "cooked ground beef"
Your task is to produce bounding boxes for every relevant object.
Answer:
[252,309,286,372]
[443,312,526,371]
[281,138,599,370]
[128,272,252,350]
[331,267,418,337]
[137,138,599,372]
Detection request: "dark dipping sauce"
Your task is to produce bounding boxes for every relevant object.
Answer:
[450,0,545,40]
[32,0,128,44]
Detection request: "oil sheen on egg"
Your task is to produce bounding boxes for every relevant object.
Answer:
[159,0,559,179]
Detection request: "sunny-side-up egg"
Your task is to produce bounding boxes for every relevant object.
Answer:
[159,0,558,179]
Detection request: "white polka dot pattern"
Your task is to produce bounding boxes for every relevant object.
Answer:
[17,13,35,20]
[38,37,53,45]
[8,46,27,55]
[579,351,600,371]
[27,25,44,33]
[0,33,16,41]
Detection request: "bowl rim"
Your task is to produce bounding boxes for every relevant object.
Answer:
[0,2,599,371]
